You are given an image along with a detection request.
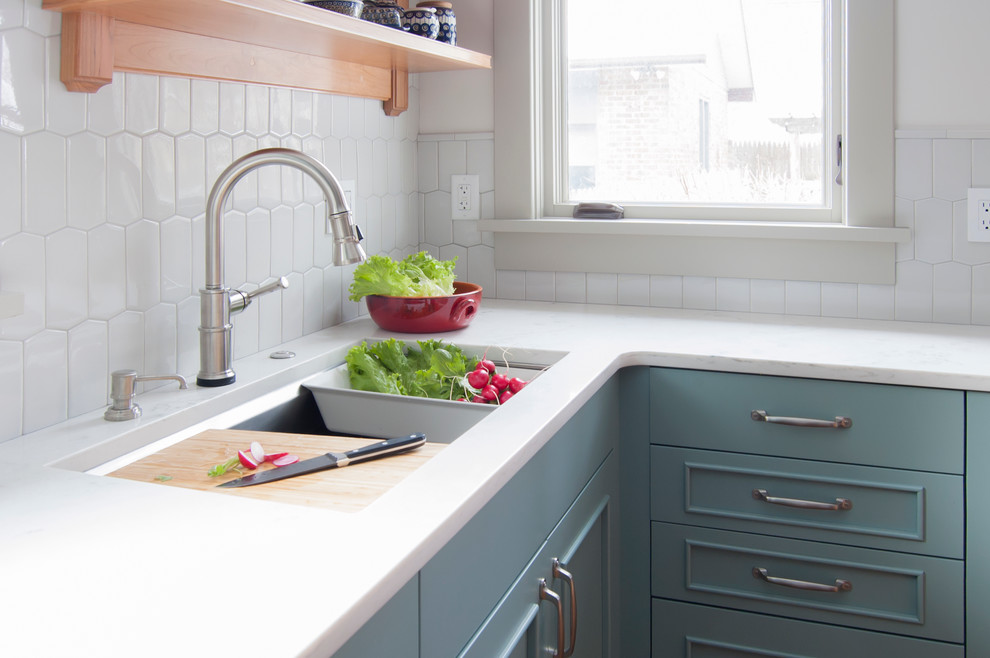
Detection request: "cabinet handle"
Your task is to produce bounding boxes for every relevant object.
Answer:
[752,567,853,592]
[552,558,577,658]
[752,488,853,511]
[538,578,565,658]
[751,409,852,429]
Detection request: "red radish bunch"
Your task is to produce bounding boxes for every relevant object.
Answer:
[464,358,528,405]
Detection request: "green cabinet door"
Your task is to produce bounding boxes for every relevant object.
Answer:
[421,375,620,657]
[967,391,990,655]
[460,454,619,658]
[331,576,418,658]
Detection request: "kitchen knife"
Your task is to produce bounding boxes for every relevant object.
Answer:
[216,432,426,488]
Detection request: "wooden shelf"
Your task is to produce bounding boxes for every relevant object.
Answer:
[43,0,491,115]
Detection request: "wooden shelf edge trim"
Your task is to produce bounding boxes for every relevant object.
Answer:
[43,0,491,73]
[113,21,393,100]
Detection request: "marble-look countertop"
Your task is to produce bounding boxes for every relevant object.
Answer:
[2,300,988,657]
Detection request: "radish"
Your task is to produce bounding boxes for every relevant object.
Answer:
[467,369,490,389]
[508,377,527,393]
[491,373,509,390]
[237,450,260,470]
[471,395,487,404]
[264,451,289,463]
[250,441,266,464]
[499,389,514,404]
[477,358,496,374]
[272,454,299,467]
[481,384,499,401]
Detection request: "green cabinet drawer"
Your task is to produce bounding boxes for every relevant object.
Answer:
[652,599,964,658]
[420,376,619,658]
[650,369,964,473]
[651,523,964,642]
[651,446,964,558]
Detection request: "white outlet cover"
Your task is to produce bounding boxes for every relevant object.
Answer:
[967,188,990,242]
[451,174,480,220]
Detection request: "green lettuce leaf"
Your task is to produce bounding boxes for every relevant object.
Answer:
[346,343,404,395]
[347,255,415,301]
[345,339,473,401]
[347,252,458,301]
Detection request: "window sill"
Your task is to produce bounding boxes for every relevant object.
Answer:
[477,219,910,284]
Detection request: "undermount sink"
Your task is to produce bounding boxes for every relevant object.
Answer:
[85,340,564,475]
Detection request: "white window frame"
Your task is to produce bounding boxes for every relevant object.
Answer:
[483,0,908,285]
[549,0,842,223]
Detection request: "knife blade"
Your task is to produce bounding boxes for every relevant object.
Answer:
[216,432,426,488]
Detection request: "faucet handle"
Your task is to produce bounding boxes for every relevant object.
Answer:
[229,276,289,315]
[104,369,188,422]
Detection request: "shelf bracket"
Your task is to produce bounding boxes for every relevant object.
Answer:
[60,11,115,92]
[383,68,409,117]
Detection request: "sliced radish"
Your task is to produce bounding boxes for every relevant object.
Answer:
[272,454,299,467]
[237,450,260,470]
[264,451,289,463]
[250,441,266,464]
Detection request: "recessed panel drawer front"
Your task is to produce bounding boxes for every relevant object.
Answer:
[650,369,964,473]
[651,599,964,658]
[651,523,964,642]
[651,446,964,558]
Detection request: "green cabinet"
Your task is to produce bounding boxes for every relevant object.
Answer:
[649,368,966,656]
[419,373,623,657]
[459,453,617,657]
[330,366,980,657]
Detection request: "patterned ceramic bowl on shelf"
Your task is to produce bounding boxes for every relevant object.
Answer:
[304,0,364,18]
[416,1,455,44]
[402,7,440,39]
[361,0,404,29]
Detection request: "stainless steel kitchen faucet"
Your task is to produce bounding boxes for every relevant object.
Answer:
[197,148,366,387]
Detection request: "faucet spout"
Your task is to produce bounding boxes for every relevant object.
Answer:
[197,148,366,388]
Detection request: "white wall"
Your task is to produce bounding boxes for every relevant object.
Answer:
[0,0,423,440]
[414,1,990,324]
[895,0,990,129]
[418,0,494,133]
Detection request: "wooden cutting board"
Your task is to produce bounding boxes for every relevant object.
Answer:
[108,429,445,513]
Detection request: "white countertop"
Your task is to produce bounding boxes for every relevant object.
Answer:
[3,300,989,658]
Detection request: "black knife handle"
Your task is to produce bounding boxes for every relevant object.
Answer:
[342,433,426,465]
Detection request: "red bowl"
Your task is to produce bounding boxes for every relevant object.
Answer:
[365,281,482,333]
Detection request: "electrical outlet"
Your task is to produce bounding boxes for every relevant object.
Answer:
[451,174,480,220]
[968,188,990,242]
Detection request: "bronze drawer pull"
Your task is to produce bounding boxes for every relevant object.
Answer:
[539,578,565,657]
[753,488,853,511]
[752,567,853,592]
[751,409,852,429]
[552,558,577,658]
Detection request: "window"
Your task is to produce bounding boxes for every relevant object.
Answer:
[489,0,903,284]
[554,0,840,221]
